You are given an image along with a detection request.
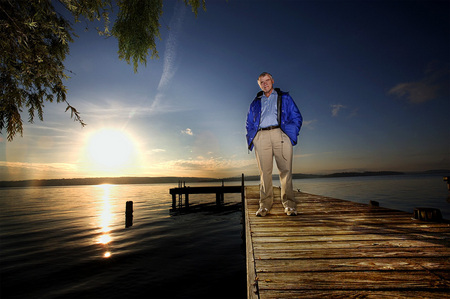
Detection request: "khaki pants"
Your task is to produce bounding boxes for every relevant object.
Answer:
[253,128,296,210]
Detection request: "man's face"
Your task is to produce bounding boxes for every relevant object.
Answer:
[258,75,274,94]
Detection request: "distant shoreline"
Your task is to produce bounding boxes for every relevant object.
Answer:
[0,170,448,188]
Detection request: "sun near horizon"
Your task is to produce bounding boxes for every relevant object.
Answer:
[79,128,143,177]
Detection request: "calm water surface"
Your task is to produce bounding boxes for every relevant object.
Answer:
[0,174,449,298]
[0,183,246,299]
[292,174,450,219]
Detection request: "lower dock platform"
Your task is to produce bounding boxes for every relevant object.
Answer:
[244,185,450,298]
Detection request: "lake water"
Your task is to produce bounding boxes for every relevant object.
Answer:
[0,174,448,298]
[293,173,450,219]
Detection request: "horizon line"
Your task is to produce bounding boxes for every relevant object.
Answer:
[1,170,449,186]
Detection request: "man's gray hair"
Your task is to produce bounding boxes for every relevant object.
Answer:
[258,72,273,83]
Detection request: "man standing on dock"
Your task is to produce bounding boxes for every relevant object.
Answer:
[246,72,303,216]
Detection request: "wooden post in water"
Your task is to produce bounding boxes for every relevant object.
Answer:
[178,180,183,208]
[185,193,189,209]
[216,180,224,206]
[172,194,176,209]
[216,192,222,206]
[125,201,133,228]
[241,173,246,242]
[241,173,245,202]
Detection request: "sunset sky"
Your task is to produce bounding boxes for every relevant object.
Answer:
[1,0,449,181]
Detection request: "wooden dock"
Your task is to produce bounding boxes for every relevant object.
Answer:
[169,176,244,209]
[244,185,450,298]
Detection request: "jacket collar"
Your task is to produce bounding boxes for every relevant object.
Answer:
[256,88,282,98]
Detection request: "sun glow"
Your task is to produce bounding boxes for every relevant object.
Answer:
[85,128,137,172]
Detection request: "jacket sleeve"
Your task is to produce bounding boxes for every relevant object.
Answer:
[290,98,302,135]
[282,94,302,145]
[246,100,259,151]
[245,109,253,147]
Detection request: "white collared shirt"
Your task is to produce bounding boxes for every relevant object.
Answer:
[259,89,278,129]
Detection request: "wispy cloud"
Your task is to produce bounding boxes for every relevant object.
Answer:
[330,104,346,117]
[303,119,317,129]
[0,161,77,172]
[151,2,187,111]
[157,3,186,91]
[159,157,255,173]
[150,148,166,153]
[71,3,189,120]
[388,62,449,103]
[181,128,194,136]
[389,81,440,103]
[81,99,193,121]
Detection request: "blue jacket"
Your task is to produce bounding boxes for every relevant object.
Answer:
[246,88,302,151]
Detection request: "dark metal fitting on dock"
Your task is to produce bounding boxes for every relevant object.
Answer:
[369,200,379,207]
[413,207,442,222]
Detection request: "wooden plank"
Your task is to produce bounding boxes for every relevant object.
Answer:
[261,290,449,299]
[245,187,259,299]
[256,257,449,272]
[252,240,446,250]
[253,247,450,260]
[251,228,450,236]
[244,185,450,299]
[251,234,450,244]
[256,271,449,290]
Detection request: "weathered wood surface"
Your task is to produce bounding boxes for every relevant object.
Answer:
[244,185,450,299]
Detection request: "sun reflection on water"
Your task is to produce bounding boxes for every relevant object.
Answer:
[99,234,111,244]
[97,184,113,258]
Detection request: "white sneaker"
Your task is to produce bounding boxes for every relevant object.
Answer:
[285,207,298,216]
[256,207,269,217]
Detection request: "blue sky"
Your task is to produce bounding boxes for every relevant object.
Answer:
[1,0,449,181]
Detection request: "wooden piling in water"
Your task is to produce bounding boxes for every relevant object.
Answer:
[125,201,133,228]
